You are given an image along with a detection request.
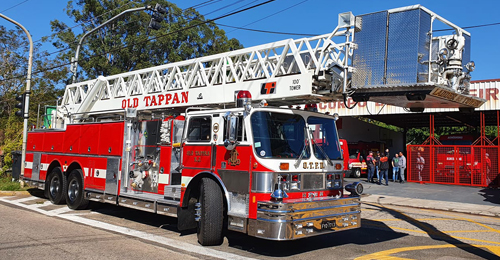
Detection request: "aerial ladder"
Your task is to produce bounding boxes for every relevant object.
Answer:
[57,4,484,126]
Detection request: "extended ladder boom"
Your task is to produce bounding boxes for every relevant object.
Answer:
[60,5,485,124]
[62,29,351,118]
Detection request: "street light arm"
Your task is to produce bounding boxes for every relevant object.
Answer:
[71,6,151,83]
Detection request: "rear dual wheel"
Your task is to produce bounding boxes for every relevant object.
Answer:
[47,167,66,204]
[66,169,89,210]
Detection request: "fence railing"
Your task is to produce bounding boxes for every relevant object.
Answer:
[407,145,499,187]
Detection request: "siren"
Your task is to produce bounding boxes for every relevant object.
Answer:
[304,103,318,112]
[236,90,252,108]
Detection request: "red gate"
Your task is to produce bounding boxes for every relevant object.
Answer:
[406,112,499,187]
[407,145,498,187]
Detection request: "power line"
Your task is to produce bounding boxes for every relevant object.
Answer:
[34,1,237,58]
[227,0,310,34]
[1,0,30,13]
[434,22,500,32]
[216,23,316,36]
[0,0,278,83]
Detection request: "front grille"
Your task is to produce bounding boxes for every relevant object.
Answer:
[302,173,324,190]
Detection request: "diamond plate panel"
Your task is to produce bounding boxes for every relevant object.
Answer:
[386,9,431,85]
[352,11,388,88]
[462,34,471,73]
[417,10,431,83]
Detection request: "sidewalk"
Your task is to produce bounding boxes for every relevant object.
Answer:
[345,177,500,217]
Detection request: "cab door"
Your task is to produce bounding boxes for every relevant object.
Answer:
[181,115,215,182]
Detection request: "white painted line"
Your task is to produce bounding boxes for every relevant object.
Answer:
[59,214,256,260]
[11,196,41,203]
[26,200,52,209]
[0,196,256,260]
[46,206,74,216]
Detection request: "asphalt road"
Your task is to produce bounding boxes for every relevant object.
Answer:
[1,190,499,260]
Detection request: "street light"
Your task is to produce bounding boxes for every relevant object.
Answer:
[71,5,166,83]
[0,12,33,181]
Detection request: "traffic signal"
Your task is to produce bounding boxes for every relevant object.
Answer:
[148,3,167,30]
[15,93,26,118]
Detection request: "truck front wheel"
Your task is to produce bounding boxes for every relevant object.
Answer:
[197,178,224,246]
[47,167,66,204]
[351,168,361,178]
[66,169,89,210]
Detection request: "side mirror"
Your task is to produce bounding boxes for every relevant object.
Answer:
[223,112,239,150]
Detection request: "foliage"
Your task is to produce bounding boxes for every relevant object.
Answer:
[355,116,403,132]
[50,0,243,81]
[0,175,26,191]
[0,25,64,174]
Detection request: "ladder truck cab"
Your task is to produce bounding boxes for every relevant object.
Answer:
[22,5,482,246]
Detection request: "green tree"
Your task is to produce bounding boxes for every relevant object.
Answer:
[0,26,64,174]
[50,0,243,81]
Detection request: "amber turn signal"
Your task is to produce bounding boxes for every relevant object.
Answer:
[280,163,289,170]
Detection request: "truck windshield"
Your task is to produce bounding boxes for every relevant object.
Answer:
[307,116,342,160]
[251,111,310,159]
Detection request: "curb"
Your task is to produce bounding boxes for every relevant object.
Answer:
[361,194,500,217]
[0,190,31,196]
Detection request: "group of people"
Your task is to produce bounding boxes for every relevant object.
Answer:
[365,149,407,186]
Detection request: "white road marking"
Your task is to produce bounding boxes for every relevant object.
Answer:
[11,196,41,203]
[0,196,256,260]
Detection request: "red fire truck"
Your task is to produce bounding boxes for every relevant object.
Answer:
[20,5,480,246]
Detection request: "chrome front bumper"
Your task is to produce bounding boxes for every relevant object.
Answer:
[247,196,361,240]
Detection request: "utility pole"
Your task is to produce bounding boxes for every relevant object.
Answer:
[71,4,166,83]
[0,13,33,181]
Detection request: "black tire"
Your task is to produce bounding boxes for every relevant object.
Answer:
[197,178,224,246]
[351,168,361,178]
[66,169,89,210]
[46,167,66,204]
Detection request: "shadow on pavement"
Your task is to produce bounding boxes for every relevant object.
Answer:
[365,202,499,260]
[81,199,403,257]
[479,187,500,205]
[224,220,404,257]
[27,188,44,198]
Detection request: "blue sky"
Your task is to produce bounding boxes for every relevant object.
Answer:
[1,0,499,80]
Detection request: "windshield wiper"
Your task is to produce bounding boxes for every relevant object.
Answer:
[294,130,309,168]
[308,128,334,166]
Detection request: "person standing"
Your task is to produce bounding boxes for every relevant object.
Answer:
[416,152,425,182]
[392,153,399,182]
[379,153,390,185]
[375,151,381,183]
[366,151,375,183]
[485,153,492,186]
[399,152,406,183]
[385,148,392,181]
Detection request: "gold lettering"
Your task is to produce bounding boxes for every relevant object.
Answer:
[303,162,308,169]
[315,162,319,169]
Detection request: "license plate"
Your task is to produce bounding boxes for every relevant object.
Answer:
[321,220,336,230]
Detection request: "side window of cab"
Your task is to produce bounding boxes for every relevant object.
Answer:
[187,116,211,142]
